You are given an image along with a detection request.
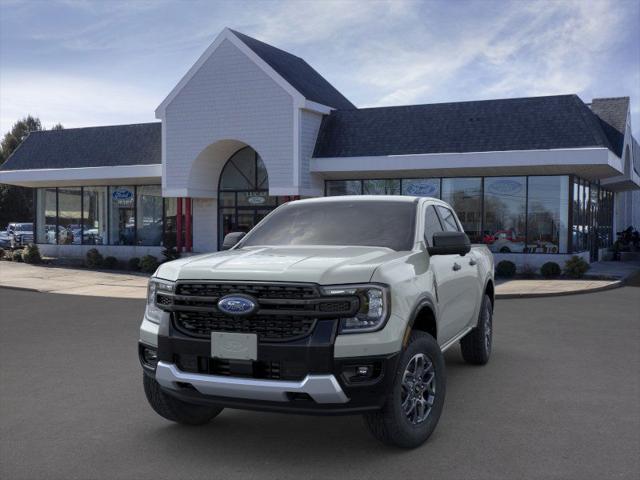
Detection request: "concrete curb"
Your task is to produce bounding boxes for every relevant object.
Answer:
[0,285,41,293]
[495,279,623,299]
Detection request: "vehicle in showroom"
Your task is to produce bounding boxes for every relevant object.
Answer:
[5,223,34,249]
[139,196,495,448]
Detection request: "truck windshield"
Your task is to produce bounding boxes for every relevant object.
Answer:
[240,200,417,251]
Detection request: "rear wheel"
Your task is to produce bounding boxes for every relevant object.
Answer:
[143,374,223,425]
[363,331,446,448]
[460,294,493,365]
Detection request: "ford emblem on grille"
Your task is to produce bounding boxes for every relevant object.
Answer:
[217,295,257,316]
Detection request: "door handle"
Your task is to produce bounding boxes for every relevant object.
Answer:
[452,262,461,271]
[469,259,477,266]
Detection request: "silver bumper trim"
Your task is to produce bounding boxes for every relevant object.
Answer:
[155,361,349,404]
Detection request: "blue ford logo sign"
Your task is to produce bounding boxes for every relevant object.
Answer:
[112,189,133,200]
[405,181,438,196]
[488,179,523,195]
[217,295,257,316]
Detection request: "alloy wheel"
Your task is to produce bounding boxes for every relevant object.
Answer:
[400,353,436,425]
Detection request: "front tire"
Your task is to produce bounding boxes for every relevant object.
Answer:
[460,294,493,365]
[363,331,446,448]
[143,374,223,425]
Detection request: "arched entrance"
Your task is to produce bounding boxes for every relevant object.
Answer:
[218,146,281,246]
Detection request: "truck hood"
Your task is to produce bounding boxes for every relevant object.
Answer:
[154,246,408,285]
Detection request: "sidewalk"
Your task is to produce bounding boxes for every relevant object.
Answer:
[0,262,148,299]
[495,260,640,299]
[0,260,638,300]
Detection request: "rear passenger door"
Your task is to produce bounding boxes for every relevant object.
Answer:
[426,205,478,343]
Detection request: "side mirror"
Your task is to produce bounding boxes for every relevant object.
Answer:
[222,232,246,250]
[428,231,471,256]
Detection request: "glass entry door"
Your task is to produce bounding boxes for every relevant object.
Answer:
[217,146,280,248]
[220,207,275,243]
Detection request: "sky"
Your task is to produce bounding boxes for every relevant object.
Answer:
[1,0,639,137]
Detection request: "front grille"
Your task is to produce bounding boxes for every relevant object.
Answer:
[174,311,316,341]
[165,282,358,342]
[176,282,318,300]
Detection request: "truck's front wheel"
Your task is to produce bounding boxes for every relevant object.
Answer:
[143,375,223,425]
[363,331,446,448]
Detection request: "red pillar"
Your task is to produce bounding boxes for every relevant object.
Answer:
[176,197,183,253]
[185,198,192,253]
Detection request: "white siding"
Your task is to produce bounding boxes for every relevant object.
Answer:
[163,39,295,195]
[192,198,218,252]
[299,109,324,195]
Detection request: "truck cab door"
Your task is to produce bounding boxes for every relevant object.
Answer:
[426,205,479,344]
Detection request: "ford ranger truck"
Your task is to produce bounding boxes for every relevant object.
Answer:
[139,196,494,448]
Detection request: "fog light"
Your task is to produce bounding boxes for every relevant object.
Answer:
[142,347,158,368]
[356,366,371,377]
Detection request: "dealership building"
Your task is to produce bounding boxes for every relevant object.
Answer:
[1,28,639,266]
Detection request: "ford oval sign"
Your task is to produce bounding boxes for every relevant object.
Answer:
[217,295,257,316]
[488,179,523,195]
[405,181,438,197]
[112,188,133,200]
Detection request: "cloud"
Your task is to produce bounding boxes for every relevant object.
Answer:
[0,72,158,132]
[0,0,637,138]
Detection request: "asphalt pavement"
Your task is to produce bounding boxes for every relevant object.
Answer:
[1,286,639,480]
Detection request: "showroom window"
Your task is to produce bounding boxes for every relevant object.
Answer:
[325,180,363,196]
[109,186,136,245]
[136,185,163,246]
[82,187,107,245]
[362,179,401,195]
[482,177,526,254]
[402,178,441,198]
[35,188,57,244]
[527,176,569,254]
[326,175,609,255]
[35,185,171,247]
[57,187,82,245]
[441,178,482,243]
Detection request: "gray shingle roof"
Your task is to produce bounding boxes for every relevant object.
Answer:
[589,97,629,157]
[230,29,355,110]
[1,122,161,171]
[314,94,616,158]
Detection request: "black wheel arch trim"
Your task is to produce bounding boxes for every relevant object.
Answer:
[403,295,438,346]
[483,277,495,306]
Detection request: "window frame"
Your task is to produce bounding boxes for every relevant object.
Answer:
[423,204,444,247]
[325,174,606,254]
[35,185,169,247]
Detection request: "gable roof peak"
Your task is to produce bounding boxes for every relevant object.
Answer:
[227,29,355,110]
[156,28,355,117]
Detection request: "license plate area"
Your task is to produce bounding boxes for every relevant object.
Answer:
[211,332,257,361]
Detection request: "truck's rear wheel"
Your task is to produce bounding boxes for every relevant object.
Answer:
[460,294,493,365]
[143,374,223,425]
[363,331,446,448]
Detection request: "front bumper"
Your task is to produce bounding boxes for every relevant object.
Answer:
[140,316,400,415]
[155,361,348,403]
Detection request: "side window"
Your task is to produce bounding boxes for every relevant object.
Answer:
[436,206,460,232]
[424,205,444,246]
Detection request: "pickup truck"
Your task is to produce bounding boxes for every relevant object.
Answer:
[139,196,494,448]
[5,223,34,249]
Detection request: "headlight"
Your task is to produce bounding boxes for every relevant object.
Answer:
[321,284,390,334]
[145,278,175,324]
